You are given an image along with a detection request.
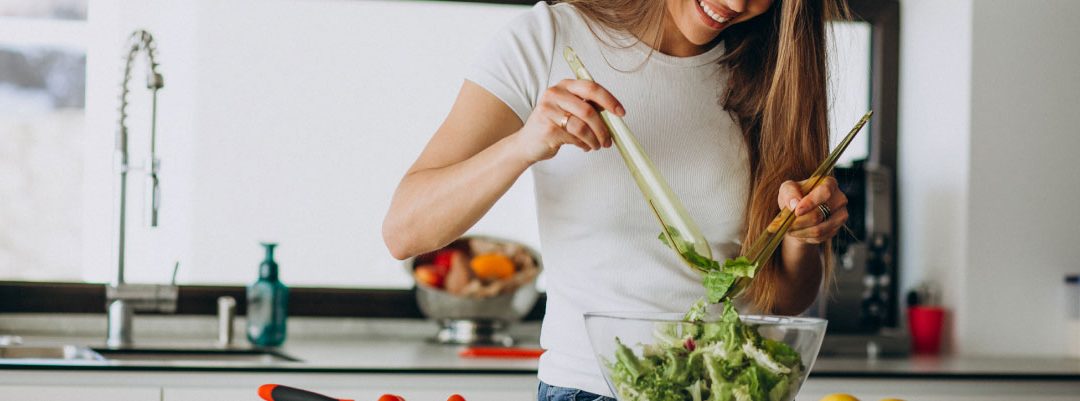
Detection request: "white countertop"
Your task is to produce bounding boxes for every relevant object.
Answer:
[4,334,1080,380]
[3,314,1079,379]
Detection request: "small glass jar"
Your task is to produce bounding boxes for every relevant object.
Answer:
[1067,274,1080,358]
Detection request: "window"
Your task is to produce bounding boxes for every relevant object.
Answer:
[0,0,87,281]
[828,21,873,166]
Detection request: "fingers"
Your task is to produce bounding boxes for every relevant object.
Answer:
[562,115,601,149]
[777,180,804,211]
[560,79,625,117]
[554,92,610,149]
[536,103,589,152]
[787,207,849,244]
[539,82,618,152]
[789,193,848,230]
[780,176,850,244]
[794,177,840,216]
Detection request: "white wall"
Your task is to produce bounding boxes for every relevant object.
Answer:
[899,0,1080,356]
[962,0,1080,356]
[897,0,972,352]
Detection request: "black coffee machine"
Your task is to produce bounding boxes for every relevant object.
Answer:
[810,159,909,357]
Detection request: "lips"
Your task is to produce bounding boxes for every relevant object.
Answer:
[694,0,739,30]
[691,0,743,31]
[700,0,739,20]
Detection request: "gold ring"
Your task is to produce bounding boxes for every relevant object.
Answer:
[559,114,571,129]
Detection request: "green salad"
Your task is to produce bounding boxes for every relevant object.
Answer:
[604,236,805,401]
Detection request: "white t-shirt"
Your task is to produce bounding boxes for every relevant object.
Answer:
[465,2,750,396]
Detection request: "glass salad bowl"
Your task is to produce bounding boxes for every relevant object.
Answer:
[584,310,827,401]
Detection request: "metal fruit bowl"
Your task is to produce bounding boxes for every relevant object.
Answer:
[405,235,542,346]
[584,311,827,401]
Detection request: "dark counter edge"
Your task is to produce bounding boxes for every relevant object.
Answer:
[0,282,546,321]
[1,363,1078,381]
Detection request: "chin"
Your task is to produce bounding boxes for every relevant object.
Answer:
[688,30,722,46]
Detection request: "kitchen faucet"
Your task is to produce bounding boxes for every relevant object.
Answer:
[105,29,178,348]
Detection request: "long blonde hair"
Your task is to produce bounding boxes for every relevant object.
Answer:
[562,0,849,313]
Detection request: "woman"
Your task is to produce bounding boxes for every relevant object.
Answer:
[383,0,849,399]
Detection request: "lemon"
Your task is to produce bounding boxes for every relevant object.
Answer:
[820,394,860,401]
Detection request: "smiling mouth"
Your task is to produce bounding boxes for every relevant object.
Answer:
[697,0,736,25]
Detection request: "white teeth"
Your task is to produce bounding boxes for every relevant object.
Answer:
[698,1,730,24]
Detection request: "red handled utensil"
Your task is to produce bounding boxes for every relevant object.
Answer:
[258,384,356,401]
[458,346,544,359]
[258,384,465,401]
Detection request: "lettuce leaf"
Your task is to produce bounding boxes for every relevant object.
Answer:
[722,256,757,279]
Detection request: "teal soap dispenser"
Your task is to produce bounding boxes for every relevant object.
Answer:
[246,242,288,347]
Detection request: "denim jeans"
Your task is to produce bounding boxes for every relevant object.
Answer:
[537,381,616,401]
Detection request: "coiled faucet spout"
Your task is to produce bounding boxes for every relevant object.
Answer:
[115,29,164,286]
[106,29,177,349]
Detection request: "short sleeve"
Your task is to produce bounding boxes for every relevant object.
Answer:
[465,2,557,124]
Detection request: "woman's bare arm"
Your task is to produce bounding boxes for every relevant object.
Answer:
[382,81,527,259]
[382,79,623,259]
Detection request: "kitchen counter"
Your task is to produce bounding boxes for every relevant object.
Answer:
[4,315,1080,401]
[3,314,1080,380]
[4,334,1080,382]
[0,335,540,373]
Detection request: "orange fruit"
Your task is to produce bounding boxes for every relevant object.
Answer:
[469,253,515,281]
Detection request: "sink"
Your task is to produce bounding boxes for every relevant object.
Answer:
[0,345,104,361]
[0,345,299,363]
[92,347,300,363]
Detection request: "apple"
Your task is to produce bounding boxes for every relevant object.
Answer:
[414,264,444,288]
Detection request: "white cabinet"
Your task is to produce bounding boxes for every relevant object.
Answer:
[0,371,537,401]
[796,378,1080,401]
[0,385,160,401]
[161,373,537,401]
[4,371,1080,401]
[163,388,533,401]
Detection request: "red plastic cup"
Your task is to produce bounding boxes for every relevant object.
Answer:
[908,306,945,354]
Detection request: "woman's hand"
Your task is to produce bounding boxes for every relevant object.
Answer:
[513,79,625,163]
[777,177,849,245]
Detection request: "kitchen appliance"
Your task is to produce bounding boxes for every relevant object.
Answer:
[813,159,909,356]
